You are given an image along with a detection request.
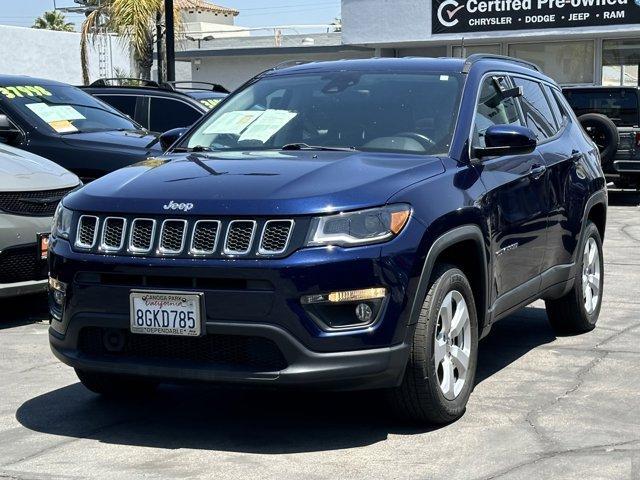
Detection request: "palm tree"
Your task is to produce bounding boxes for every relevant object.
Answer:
[33,10,75,32]
[79,0,181,85]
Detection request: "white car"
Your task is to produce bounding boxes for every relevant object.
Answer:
[0,144,80,298]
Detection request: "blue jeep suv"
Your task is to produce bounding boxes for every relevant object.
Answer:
[48,55,607,424]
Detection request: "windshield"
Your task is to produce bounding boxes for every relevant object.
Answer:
[0,83,140,134]
[563,89,639,127]
[180,71,464,155]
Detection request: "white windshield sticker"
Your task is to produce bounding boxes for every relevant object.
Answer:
[238,110,297,143]
[203,110,263,135]
[26,103,85,122]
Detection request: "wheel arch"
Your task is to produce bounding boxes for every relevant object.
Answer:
[408,224,489,337]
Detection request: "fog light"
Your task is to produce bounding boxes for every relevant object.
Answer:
[301,287,387,330]
[355,303,373,323]
[48,277,67,322]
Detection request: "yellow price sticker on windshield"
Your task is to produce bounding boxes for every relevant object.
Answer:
[0,85,52,100]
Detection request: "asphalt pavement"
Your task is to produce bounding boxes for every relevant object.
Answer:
[0,190,639,480]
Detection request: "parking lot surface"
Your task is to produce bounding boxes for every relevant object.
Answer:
[0,191,638,480]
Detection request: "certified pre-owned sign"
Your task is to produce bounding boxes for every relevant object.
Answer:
[433,0,640,33]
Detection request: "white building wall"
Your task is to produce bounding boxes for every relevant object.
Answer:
[191,50,374,91]
[0,25,131,85]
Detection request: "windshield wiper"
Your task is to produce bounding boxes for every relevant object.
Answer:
[281,143,357,152]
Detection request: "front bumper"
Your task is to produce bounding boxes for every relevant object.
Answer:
[50,319,410,390]
[47,218,427,389]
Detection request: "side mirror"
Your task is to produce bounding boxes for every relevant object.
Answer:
[474,125,537,159]
[159,127,188,151]
[0,114,21,144]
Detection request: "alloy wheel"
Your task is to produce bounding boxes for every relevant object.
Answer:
[434,290,472,400]
[582,237,601,315]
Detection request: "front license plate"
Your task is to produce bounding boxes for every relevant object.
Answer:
[130,291,203,337]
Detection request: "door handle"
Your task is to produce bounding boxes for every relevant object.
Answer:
[528,164,547,180]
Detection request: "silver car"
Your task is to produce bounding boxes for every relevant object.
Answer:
[0,144,80,298]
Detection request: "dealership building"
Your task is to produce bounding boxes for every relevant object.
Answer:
[342,0,640,86]
[181,0,640,88]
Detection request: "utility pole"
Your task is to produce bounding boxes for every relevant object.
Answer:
[156,11,164,83]
[164,0,175,81]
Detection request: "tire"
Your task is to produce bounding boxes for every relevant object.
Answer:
[545,221,604,335]
[389,264,479,424]
[578,113,619,166]
[75,369,158,398]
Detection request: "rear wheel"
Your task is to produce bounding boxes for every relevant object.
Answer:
[390,264,478,424]
[76,369,158,398]
[545,221,604,335]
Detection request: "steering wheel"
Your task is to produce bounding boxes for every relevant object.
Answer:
[395,132,437,151]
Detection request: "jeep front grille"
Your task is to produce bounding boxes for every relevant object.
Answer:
[224,221,256,255]
[73,215,296,258]
[75,215,99,249]
[259,220,294,255]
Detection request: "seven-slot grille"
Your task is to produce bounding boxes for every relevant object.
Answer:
[74,215,295,258]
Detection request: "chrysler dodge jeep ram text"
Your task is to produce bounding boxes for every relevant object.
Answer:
[48,56,607,424]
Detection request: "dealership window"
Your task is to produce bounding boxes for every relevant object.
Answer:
[508,41,594,85]
[602,39,640,86]
[452,44,501,58]
[396,46,447,58]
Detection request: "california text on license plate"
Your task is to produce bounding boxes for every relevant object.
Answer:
[130,291,203,337]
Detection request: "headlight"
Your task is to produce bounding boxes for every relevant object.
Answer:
[52,203,73,240]
[305,204,411,247]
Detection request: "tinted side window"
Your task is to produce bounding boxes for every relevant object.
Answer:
[149,98,201,133]
[544,85,565,128]
[513,77,557,140]
[97,95,137,119]
[474,76,523,148]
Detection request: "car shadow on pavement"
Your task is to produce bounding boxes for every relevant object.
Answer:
[0,293,48,330]
[15,306,555,453]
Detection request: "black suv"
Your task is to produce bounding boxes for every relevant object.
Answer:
[49,55,607,424]
[82,79,229,133]
[563,86,640,188]
[0,75,161,182]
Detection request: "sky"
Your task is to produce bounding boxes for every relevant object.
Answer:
[0,0,342,32]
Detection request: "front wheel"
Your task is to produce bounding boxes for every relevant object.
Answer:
[389,264,478,424]
[545,221,604,335]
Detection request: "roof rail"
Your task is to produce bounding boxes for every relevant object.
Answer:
[462,54,541,73]
[89,78,161,88]
[163,81,229,94]
[273,60,311,71]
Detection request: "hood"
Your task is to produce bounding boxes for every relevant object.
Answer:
[0,144,80,192]
[60,129,161,153]
[65,150,445,216]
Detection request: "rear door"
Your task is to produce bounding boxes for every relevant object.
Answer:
[148,97,203,133]
[472,75,549,311]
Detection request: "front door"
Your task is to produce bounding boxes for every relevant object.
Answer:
[472,75,549,311]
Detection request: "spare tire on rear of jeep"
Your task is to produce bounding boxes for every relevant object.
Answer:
[578,113,619,165]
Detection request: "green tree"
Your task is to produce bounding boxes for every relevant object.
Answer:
[79,0,181,85]
[33,10,75,32]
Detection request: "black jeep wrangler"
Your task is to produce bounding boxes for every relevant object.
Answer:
[563,86,640,189]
